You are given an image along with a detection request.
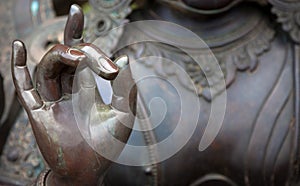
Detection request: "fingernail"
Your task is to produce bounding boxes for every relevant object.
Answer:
[13,40,26,66]
[114,55,129,69]
[69,4,83,39]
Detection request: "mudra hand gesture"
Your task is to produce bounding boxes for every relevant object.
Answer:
[11,5,137,185]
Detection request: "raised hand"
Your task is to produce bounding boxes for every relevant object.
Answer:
[11,4,136,186]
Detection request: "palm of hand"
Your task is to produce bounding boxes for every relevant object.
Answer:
[11,4,136,185]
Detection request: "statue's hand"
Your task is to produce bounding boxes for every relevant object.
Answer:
[11,5,136,186]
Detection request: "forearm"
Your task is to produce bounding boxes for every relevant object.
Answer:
[34,169,105,186]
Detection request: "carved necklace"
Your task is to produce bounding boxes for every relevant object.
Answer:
[120,3,275,101]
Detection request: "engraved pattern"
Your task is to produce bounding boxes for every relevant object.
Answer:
[270,0,300,43]
[118,15,275,101]
[85,0,132,53]
[189,174,238,186]
[244,42,294,186]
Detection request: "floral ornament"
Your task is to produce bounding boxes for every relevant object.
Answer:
[270,0,300,43]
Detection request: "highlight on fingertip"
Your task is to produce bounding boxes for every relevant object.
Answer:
[114,55,129,69]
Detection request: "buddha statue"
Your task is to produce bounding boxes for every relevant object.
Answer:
[1,0,300,185]
[102,0,299,185]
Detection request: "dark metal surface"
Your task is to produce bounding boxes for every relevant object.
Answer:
[0,74,4,122]
[0,0,300,185]
[291,44,300,184]
[11,5,137,185]
[104,2,297,186]
[0,0,131,184]
[182,0,235,10]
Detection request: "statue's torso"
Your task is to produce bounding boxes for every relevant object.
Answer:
[105,3,297,186]
[0,1,299,185]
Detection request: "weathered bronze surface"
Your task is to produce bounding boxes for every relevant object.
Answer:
[11,4,137,186]
[0,0,300,185]
[104,1,300,186]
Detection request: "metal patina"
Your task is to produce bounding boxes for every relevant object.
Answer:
[1,0,300,185]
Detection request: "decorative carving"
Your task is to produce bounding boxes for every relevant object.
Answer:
[214,16,275,85]
[0,1,296,186]
[85,0,132,55]
[244,44,294,185]
[190,174,238,186]
[270,0,300,43]
[193,17,275,100]
[118,14,275,101]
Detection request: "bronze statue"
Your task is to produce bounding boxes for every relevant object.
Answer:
[1,0,300,185]
[103,1,299,185]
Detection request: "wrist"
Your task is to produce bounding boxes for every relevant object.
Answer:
[43,169,104,186]
[45,171,73,186]
[35,169,51,186]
